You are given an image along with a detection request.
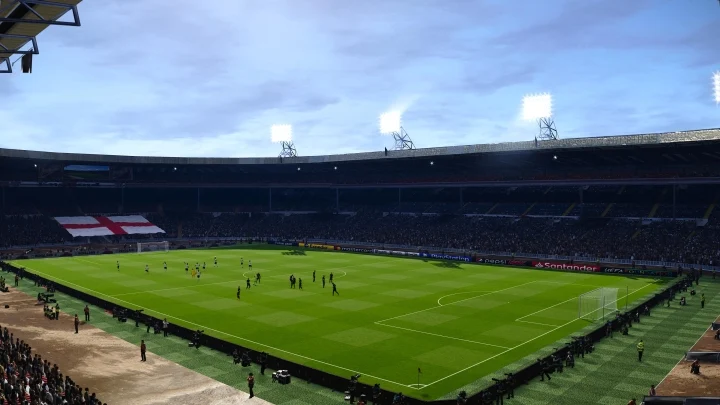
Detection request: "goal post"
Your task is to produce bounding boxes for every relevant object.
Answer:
[137,241,169,253]
[578,287,619,321]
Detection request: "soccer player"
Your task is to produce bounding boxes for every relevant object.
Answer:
[246,277,251,289]
[163,261,167,272]
[249,260,253,270]
[203,262,206,271]
[313,270,316,282]
[332,282,339,296]
[197,270,201,280]
[191,268,196,278]
[329,272,334,283]
[185,262,189,273]
[255,272,260,285]
[241,258,244,268]
[289,275,294,288]
[322,275,326,288]
[299,278,303,290]
[237,286,241,299]
[116,261,120,271]
[145,264,149,273]
[214,256,218,267]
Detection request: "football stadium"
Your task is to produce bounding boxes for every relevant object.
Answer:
[2,1,720,405]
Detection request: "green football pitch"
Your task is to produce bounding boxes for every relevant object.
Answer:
[12,245,666,399]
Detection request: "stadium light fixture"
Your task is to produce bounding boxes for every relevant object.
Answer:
[522,93,558,141]
[271,124,297,158]
[713,71,720,105]
[522,93,552,120]
[379,111,415,150]
[379,112,402,134]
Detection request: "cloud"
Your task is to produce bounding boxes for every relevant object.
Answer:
[0,0,717,157]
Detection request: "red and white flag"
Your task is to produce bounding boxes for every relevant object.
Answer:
[54,215,165,237]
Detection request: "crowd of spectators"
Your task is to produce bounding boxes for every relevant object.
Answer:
[3,209,720,266]
[0,216,69,249]
[0,324,104,405]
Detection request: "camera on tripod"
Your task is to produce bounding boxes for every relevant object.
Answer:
[190,330,204,348]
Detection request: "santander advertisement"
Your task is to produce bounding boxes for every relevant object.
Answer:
[532,261,600,272]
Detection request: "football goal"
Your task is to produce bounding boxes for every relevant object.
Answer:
[137,241,169,253]
[578,287,619,321]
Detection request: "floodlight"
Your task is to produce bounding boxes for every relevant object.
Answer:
[379,110,415,150]
[522,93,558,141]
[271,124,293,143]
[271,124,297,158]
[379,112,402,134]
[713,71,720,105]
[522,93,553,120]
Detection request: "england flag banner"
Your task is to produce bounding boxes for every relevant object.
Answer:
[55,215,165,237]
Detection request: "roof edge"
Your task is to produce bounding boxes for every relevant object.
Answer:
[1,128,719,165]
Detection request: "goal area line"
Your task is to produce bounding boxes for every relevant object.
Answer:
[15,264,657,392]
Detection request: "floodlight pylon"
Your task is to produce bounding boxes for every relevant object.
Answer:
[391,127,415,150]
[270,124,297,158]
[279,141,297,158]
[379,111,415,150]
[522,93,558,141]
[537,117,558,141]
[713,71,720,105]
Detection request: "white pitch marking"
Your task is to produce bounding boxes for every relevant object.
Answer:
[420,283,656,389]
[437,291,496,306]
[376,280,538,324]
[18,265,417,389]
[375,323,511,350]
[515,294,584,322]
[516,320,562,327]
[656,325,710,389]
[113,260,384,297]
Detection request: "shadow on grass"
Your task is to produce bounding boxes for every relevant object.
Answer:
[281,250,307,256]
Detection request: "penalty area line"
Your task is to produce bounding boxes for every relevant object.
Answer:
[376,280,538,324]
[375,322,511,350]
[515,320,562,327]
[19,265,418,390]
[420,283,655,389]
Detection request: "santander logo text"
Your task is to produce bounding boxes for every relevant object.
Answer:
[532,261,600,272]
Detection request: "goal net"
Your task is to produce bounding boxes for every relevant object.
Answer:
[137,241,169,253]
[578,287,619,321]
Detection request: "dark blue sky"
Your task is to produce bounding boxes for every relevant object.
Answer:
[1,0,719,157]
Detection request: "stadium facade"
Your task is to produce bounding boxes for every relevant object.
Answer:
[1,129,718,403]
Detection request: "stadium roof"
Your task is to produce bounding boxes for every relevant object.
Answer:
[0,0,81,73]
[1,128,720,166]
